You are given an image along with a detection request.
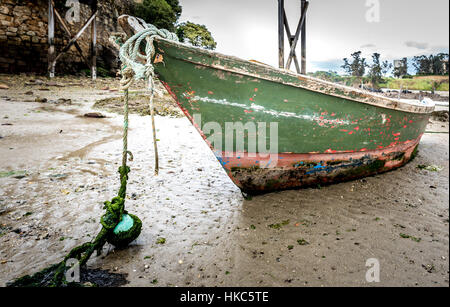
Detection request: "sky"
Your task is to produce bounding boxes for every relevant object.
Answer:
[178,0,449,74]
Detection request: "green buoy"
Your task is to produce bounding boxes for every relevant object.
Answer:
[107,213,142,248]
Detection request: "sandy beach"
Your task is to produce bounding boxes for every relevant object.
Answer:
[0,75,448,287]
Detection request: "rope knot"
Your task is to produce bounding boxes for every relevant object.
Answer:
[120,66,135,91]
[117,21,179,87]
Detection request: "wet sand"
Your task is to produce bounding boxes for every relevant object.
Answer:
[0,75,448,287]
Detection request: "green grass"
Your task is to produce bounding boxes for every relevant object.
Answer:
[379,77,449,91]
[309,71,449,91]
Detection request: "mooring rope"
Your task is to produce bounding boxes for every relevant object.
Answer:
[6,20,180,288]
[118,22,179,175]
[8,87,137,286]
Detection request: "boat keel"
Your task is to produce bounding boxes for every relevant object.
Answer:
[220,137,421,194]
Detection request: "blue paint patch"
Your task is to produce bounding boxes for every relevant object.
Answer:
[313,163,324,169]
[305,160,366,175]
[215,156,230,168]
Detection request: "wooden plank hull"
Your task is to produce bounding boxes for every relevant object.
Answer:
[151,37,433,194]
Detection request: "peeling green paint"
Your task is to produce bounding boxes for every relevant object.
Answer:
[154,39,430,154]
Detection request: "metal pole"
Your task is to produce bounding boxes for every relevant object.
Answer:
[301,0,307,74]
[48,0,55,78]
[278,0,285,69]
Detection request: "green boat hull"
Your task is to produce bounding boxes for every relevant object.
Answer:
[117,16,434,193]
[150,38,433,193]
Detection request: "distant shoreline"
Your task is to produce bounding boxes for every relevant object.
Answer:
[308,72,449,92]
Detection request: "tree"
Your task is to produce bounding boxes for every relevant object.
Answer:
[367,53,392,88]
[341,51,368,77]
[176,22,217,50]
[412,55,432,75]
[165,0,182,19]
[431,53,449,75]
[132,0,182,32]
[342,58,351,75]
[412,53,449,75]
[393,57,408,78]
[381,59,392,76]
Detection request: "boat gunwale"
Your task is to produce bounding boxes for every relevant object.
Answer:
[155,37,435,115]
[117,15,434,115]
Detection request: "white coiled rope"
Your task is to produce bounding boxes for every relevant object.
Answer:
[119,23,178,89]
[117,21,179,175]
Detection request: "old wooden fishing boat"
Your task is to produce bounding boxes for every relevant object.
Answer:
[119,16,435,194]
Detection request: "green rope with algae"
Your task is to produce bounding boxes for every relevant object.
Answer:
[7,20,177,287]
[7,88,140,287]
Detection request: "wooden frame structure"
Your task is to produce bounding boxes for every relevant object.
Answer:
[48,0,97,79]
[278,0,309,74]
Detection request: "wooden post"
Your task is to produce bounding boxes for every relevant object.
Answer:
[91,6,97,81]
[280,0,309,73]
[283,10,300,73]
[301,0,307,74]
[52,12,97,64]
[47,0,97,78]
[278,0,285,69]
[51,0,90,68]
[285,1,308,70]
[48,0,55,78]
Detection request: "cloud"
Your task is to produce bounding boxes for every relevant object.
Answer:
[405,41,429,50]
[360,44,376,49]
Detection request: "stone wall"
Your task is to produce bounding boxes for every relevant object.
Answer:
[0,0,129,75]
